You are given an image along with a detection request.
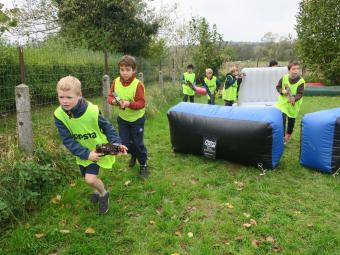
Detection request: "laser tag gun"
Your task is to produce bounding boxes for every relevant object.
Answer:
[282,85,295,105]
[96,143,123,155]
[111,92,125,110]
[236,72,246,79]
[186,80,197,92]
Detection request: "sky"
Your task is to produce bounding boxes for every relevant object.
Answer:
[2,0,301,42]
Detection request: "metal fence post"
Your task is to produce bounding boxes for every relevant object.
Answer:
[15,84,33,155]
[138,72,144,83]
[102,75,112,121]
[159,71,164,90]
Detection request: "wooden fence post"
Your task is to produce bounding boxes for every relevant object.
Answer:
[172,68,176,86]
[159,71,164,90]
[15,84,33,155]
[102,75,112,121]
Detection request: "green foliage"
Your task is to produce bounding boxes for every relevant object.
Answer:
[55,0,160,55]
[296,0,340,85]
[0,4,18,34]
[188,17,227,82]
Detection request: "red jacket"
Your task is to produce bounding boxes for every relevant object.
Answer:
[107,75,145,109]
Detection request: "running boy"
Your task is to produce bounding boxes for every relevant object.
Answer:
[54,76,127,214]
[181,64,196,103]
[223,66,243,106]
[202,68,221,105]
[108,55,149,177]
[276,60,305,143]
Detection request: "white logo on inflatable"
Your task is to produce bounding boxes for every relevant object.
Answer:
[204,139,216,148]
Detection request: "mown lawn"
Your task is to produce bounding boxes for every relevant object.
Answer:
[0,95,339,255]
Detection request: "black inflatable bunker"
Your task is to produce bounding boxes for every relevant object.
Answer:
[167,103,284,169]
[300,108,340,173]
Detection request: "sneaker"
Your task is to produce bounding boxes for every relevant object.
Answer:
[284,133,291,144]
[128,156,137,168]
[139,164,149,178]
[99,192,109,214]
[90,192,100,204]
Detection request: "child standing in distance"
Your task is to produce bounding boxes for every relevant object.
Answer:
[222,66,243,106]
[54,76,127,214]
[181,64,196,103]
[269,60,279,67]
[202,68,221,105]
[108,55,149,177]
[276,60,305,144]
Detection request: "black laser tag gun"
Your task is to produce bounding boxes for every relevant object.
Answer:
[283,85,295,104]
[186,80,197,91]
[112,92,125,110]
[96,143,123,155]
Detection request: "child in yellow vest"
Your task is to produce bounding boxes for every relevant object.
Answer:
[202,68,221,105]
[276,60,305,143]
[223,66,243,106]
[54,76,127,214]
[108,55,149,177]
[181,64,196,103]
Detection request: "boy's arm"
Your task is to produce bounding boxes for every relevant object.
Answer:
[107,80,116,105]
[129,82,145,110]
[98,113,122,144]
[54,116,90,160]
[294,83,305,102]
[202,81,212,97]
[216,79,221,91]
[276,78,284,94]
[224,75,235,89]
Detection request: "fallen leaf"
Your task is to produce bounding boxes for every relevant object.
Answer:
[307,223,314,228]
[51,195,61,204]
[251,239,261,248]
[225,203,234,209]
[147,189,156,194]
[171,214,177,219]
[294,210,301,215]
[190,179,198,185]
[155,208,162,215]
[175,231,182,236]
[265,236,275,243]
[85,227,95,234]
[172,182,176,186]
[243,223,252,228]
[149,220,156,225]
[243,213,251,218]
[187,232,194,238]
[171,253,180,255]
[35,233,46,239]
[127,212,135,217]
[250,219,257,225]
[124,180,131,187]
[272,245,282,253]
[222,239,231,245]
[234,181,245,189]
[69,182,76,187]
[65,203,72,209]
[59,229,70,234]
[234,236,243,241]
[183,217,189,223]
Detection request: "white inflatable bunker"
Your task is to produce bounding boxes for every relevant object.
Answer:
[238,66,288,107]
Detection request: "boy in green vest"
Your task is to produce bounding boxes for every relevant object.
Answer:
[108,55,149,177]
[181,64,196,103]
[54,76,127,214]
[222,66,243,106]
[276,60,305,144]
[202,68,221,105]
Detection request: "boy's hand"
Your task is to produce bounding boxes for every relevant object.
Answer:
[118,145,128,155]
[88,151,103,161]
[110,98,117,105]
[120,100,130,108]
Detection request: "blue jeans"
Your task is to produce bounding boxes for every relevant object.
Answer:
[117,115,148,165]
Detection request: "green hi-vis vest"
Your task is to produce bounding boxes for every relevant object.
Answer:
[222,75,238,101]
[54,102,115,169]
[204,76,217,100]
[276,74,305,118]
[115,77,145,122]
[182,72,196,96]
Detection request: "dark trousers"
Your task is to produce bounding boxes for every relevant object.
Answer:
[117,116,148,165]
[282,113,296,135]
[208,96,215,105]
[224,100,234,106]
[183,95,194,103]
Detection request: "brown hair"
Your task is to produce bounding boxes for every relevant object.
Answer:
[57,76,81,95]
[118,55,137,70]
[288,60,299,70]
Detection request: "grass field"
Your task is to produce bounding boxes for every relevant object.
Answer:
[0,94,339,255]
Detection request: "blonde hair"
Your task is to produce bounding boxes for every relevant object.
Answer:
[229,66,239,75]
[205,68,213,74]
[57,76,82,95]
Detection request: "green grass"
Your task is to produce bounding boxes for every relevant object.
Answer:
[0,95,339,255]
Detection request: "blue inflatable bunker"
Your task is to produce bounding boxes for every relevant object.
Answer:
[300,108,340,173]
[167,103,284,169]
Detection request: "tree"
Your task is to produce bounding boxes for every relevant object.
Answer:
[188,17,228,82]
[55,0,161,55]
[296,0,340,84]
[0,3,18,35]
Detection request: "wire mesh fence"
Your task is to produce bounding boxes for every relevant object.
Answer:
[0,44,182,158]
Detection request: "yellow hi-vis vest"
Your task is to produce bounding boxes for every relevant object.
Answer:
[222,74,238,101]
[54,102,115,169]
[182,72,196,96]
[276,74,305,118]
[204,76,217,100]
[114,77,145,122]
